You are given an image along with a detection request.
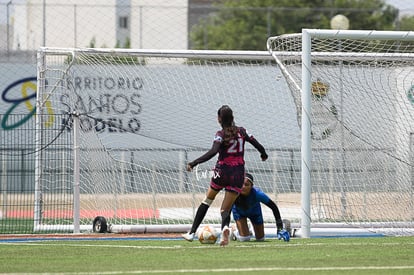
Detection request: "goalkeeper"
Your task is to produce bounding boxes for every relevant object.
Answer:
[231,172,289,242]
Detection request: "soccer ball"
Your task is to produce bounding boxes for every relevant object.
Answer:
[197,225,218,244]
[330,14,349,30]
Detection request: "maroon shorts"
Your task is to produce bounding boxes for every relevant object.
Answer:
[210,164,244,194]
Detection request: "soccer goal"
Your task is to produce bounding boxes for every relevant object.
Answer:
[34,38,413,237]
[35,49,299,234]
[267,29,414,237]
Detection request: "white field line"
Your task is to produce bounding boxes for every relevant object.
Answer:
[1,241,414,249]
[2,266,414,275]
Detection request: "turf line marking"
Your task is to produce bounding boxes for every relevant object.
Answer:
[2,266,414,274]
[1,240,414,249]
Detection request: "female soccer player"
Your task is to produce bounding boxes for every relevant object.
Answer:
[231,172,289,242]
[182,105,268,246]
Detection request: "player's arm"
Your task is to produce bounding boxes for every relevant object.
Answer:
[241,128,268,161]
[248,137,268,161]
[187,141,220,171]
[264,199,283,231]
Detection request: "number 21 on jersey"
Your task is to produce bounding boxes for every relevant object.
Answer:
[227,137,244,153]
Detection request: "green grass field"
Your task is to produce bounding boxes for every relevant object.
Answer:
[1,236,413,274]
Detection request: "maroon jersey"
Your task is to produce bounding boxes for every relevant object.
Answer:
[188,126,267,193]
[210,127,261,192]
[215,127,248,167]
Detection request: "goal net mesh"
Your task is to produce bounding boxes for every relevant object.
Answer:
[35,43,414,236]
[36,49,301,233]
[267,31,414,236]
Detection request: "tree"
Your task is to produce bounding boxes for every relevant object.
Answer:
[190,0,400,50]
[399,15,414,31]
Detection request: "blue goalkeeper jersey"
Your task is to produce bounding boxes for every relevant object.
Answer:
[231,186,270,221]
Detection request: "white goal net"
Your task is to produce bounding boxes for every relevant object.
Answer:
[267,29,414,237]
[35,41,414,236]
[35,49,300,234]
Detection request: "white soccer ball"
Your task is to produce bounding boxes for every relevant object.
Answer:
[197,225,218,244]
[330,14,350,30]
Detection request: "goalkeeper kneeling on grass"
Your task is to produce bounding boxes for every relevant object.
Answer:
[231,173,290,242]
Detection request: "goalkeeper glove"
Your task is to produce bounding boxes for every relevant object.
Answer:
[277,229,290,242]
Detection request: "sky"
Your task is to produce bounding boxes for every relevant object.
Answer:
[0,0,412,25]
[386,0,414,15]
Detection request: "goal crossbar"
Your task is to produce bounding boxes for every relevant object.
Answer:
[39,47,274,60]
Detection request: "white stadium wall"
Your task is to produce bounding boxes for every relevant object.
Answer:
[7,0,188,51]
[0,62,296,149]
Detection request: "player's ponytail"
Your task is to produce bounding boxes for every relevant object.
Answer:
[218,105,237,146]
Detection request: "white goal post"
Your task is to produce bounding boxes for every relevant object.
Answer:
[267,29,414,237]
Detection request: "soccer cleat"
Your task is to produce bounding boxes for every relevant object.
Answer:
[181,232,194,242]
[220,226,230,246]
[277,229,290,242]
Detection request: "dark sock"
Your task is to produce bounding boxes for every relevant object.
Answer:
[220,210,230,230]
[276,219,283,231]
[190,203,209,234]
